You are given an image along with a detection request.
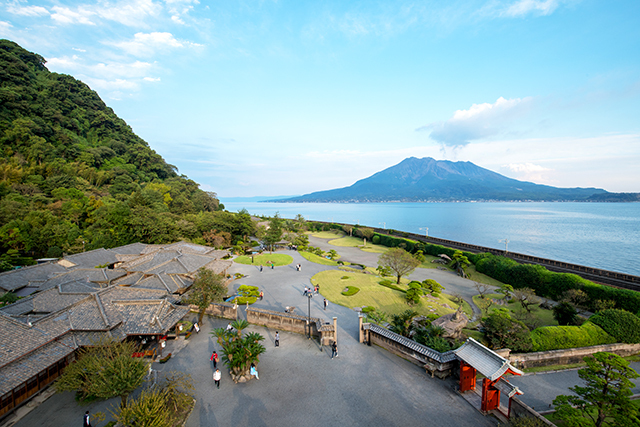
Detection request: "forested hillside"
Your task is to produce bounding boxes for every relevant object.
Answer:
[0,40,252,268]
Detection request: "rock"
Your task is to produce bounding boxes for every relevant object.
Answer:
[431,306,469,339]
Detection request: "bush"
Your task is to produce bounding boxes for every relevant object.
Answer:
[530,322,616,352]
[235,296,257,305]
[483,311,533,352]
[341,286,360,296]
[553,302,578,326]
[589,309,640,344]
[362,306,375,313]
[405,282,423,305]
[159,353,172,363]
[372,235,380,244]
[341,276,350,280]
[378,280,406,293]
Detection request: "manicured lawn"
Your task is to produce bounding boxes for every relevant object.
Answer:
[311,270,463,317]
[360,244,389,253]
[465,265,505,287]
[327,236,367,247]
[234,254,293,266]
[309,230,345,239]
[299,251,340,266]
[472,293,558,327]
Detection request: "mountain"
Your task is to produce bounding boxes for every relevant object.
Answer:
[0,40,254,268]
[273,157,626,203]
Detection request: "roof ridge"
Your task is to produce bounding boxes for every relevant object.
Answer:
[93,293,111,329]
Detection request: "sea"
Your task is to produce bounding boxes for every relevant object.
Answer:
[219,201,640,277]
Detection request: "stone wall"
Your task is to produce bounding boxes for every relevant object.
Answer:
[508,343,640,369]
[510,397,557,426]
[189,302,237,320]
[366,323,457,379]
[246,307,335,345]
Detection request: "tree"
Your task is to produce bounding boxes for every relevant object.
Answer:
[185,268,227,324]
[389,309,418,337]
[211,319,266,382]
[474,282,491,299]
[562,289,589,314]
[356,227,374,242]
[497,284,514,300]
[553,302,578,326]
[378,247,421,284]
[513,287,541,313]
[405,282,423,305]
[482,309,532,352]
[422,279,444,296]
[54,338,147,408]
[553,352,640,427]
[262,213,283,253]
[450,250,470,277]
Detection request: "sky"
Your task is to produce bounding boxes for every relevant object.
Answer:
[2,0,639,197]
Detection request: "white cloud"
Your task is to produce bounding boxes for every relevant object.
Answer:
[503,0,560,17]
[6,4,49,17]
[505,163,550,173]
[47,56,155,80]
[143,76,161,82]
[110,32,199,57]
[419,96,533,147]
[96,0,161,27]
[0,21,12,33]
[51,6,96,25]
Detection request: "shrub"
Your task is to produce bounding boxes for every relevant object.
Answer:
[422,279,444,296]
[378,280,406,293]
[589,309,640,344]
[372,235,380,244]
[530,322,616,352]
[483,311,533,352]
[341,286,360,296]
[159,353,172,363]
[235,296,257,305]
[341,276,350,280]
[362,306,375,313]
[553,302,578,326]
[405,282,423,305]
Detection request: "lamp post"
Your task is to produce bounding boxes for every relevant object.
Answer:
[420,227,429,237]
[379,222,386,230]
[307,293,313,339]
[499,238,510,254]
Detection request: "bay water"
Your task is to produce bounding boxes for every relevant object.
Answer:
[220,201,640,277]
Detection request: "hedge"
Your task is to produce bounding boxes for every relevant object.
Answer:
[341,286,360,296]
[589,309,640,344]
[530,322,616,352]
[475,253,640,314]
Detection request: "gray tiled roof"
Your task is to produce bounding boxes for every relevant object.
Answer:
[0,334,77,395]
[109,242,149,255]
[114,300,188,335]
[495,377,523,397]
[113,272,145,286]
[0,262,68,291]
[369,323,458,363]
[454,338,523,381]
[37,268,126,292]
[60,248,119,268]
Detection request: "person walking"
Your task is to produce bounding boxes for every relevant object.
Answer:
[83,410,91,427]
[260,265,263,272]
[275,331,280,347]
[213,369,221,389]
[211,351,219,368]
[303,286,308,296]
[323,298,328,311]
[331,341,338,359]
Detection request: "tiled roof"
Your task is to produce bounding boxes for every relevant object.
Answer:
[454,338,523,381]
[495,377,523,398]
[37,268,126,292]
[113,272,145,286]
[113,299,188,335]
[369,323,458,363]
[0,334,77,395]
[109,242,149,255]
[59,248,119,268]
[0,263,68,292]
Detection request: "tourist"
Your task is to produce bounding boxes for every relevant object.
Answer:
[331,341,338,359]
[250,363,259,380]
[83,410,91,427]
[211,351,219,369]
[193,322,200,333]
[259,291,264,300]
[303,286,308,296]
[260,265,263,272]
[275,331,280,347]
[213,369,221,389]
[226,323,233,333]
[323,298,328,311]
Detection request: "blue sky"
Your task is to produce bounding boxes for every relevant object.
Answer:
[2,0,639,197]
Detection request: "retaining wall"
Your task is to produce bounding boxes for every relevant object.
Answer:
[189,302,237,320]
[510,397,557,426]
[508,343,640,369]
[246,307,336,345]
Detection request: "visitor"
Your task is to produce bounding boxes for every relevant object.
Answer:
[275,331,280,347]
[213,369,221,389]
[324,298,328,310]
[83,410,91,427]
[259,291,264,300]
[260,265,263,272]
[331,341,338,359]
[193,322,200,333]
[303,286,308,296]
[250,363,259,380]
[226,323,233,333]
[211,351,219,368]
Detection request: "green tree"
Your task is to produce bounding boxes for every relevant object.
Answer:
[497,284,514,300]
[553,302,578,326]
[482,309,532,352]
[54,338,147,408]
[422,279,444,296]
[262,213,283,253]
[389,309,418,337]
[553,352,640,427]
[185,268,227,324]
[513,287,541,313]
[450,250,470,277]
[378,247,421,284]
[211,319,266,381]
[405,282,423,305]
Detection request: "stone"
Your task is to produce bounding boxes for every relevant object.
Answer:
[430,306,469,339]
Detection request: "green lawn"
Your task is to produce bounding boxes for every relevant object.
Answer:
[327,236,367,247]
[234,254,293,266]
[309,230,345,239]
[299,251,340,266]
[311,270,463,317]
[465,265,505,287]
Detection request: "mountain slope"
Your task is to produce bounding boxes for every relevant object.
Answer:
[276,157,611,202]
[0,40,254,268]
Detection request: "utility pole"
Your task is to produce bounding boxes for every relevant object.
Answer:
[420,227,429,237]
[499,238,510,254]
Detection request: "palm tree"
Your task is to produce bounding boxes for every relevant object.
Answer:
[211,319,266,382]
